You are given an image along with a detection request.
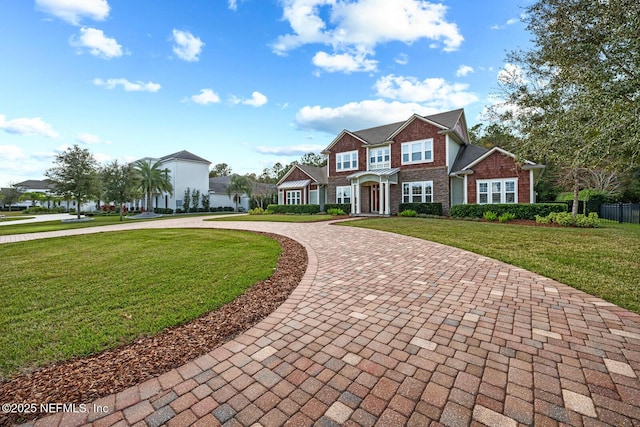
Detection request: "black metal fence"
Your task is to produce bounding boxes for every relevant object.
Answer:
[599,203,640,224]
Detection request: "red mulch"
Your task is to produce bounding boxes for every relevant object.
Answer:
[0,232,306,427]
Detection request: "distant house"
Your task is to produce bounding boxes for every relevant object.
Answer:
[209,176,276,212]
[133,150,211,212]
[276,164,328,211]
[276,108,545,215]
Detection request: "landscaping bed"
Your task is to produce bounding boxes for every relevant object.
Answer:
[0,232,306,426]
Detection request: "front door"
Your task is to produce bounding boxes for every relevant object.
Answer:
[370,185,380,213]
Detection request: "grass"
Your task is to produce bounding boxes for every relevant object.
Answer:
[0,228,281,379]
[0,212,240,236]
[209,213,337,222]
[344,217,640,314]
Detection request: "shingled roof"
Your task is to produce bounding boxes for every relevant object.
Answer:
[450,144,490,174]
[160,150,211,164]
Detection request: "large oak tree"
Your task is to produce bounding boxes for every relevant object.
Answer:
[492,0,640,214]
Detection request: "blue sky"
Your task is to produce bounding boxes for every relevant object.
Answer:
[0,0,532,186]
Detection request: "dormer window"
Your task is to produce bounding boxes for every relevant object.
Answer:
[336,150,358,171]
[369,146,390,170]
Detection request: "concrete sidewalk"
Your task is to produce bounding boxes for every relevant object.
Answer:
[6,217,640,427]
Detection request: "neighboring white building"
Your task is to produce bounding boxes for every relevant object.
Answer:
[209,176,251,212]
[135,150,212,212]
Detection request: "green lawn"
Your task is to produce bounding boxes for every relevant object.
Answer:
[209,213,337,222]
[0,212,239,236]
[0,229,280,379]
[344,218,640,314]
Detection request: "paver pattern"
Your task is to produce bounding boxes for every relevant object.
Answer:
[3,216,640,427]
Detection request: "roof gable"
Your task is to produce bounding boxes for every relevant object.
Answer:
[276,164,327,186]
[160,150,211,164]
[323,130,368,153]
[453,146,537,173]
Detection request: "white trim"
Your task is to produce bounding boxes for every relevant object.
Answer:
[336,150,359,172]
[402,181,434,204]
[463,175,468,204]
[322,130,368,154]
[276,164,316,186]
[477,178,518,204]
[401,139,434,165]
[530,170,535,203]
[336,186,351,204]
[461,147,535,171]
[386,114,448,140]
[286,189,302,205]
[367,145,391,170]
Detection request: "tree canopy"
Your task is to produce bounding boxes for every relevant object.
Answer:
[209,163,232,178]
[45,145,100,219]
[490,0,639,212]
[134,159,173,212]
[101,160,141,220]
[226,174,252,212]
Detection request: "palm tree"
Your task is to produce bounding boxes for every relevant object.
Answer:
[134,160,173,212]
[226,174,252,212]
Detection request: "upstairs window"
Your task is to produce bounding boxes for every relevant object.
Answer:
[336,150,358,171]
[401,139,433,165]
[369,146,390,170]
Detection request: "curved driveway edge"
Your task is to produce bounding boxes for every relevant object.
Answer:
[4,216,640,427]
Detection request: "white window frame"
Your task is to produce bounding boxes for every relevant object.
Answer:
[336,150,358,172]
[477,178,518,204]
[336,186,351,204]
[368,146,390,170]
[286,190,301,205]
[401,139,433,165]
[402,181,433,203]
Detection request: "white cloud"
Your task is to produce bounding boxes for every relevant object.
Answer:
[374,74,479,107]
[295,99,438,134]
[188,89,221,105]
[228,0,244,10]
[35,0,110,25]
[394,53,409,65]
[70,27,123,59]
[0,145,54,185]
[456,65,474,77]
[312,51,377,73]
[93,78,161,92]
[171,29,204,62]
[272,0,463,72]
[491,17,520,30]
[497,63,526,85]
[231,91,268,107]
[0,114,60,139]
[255,144,326,156]
[76,132,111,145]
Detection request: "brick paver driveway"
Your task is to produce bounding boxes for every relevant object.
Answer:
[5,216,640,427]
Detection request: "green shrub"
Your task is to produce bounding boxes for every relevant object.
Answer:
[398,203,443,216]
[483,211,498,221]
[325,203,351,213]
[266,204,321,214]
[553,212,576,226]
[575,212,601,228]
[498,212,516,223]
[399,209,417,217]
[450,203,567,220]
[535,214,552,224]
[153,208,174,214]
[248,207,266,215]
[327,208,346,216]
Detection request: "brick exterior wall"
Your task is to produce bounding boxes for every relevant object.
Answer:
[328,133,367,176]
[466,151,532,204]
[397,167,450,215]
[390,118,447,169]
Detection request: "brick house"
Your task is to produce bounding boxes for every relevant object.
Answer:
[277,108,544,215]
[276,164,328,211]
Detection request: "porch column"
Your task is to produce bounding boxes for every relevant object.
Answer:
[355,180,362,214]
[350,182,356,214]
[379,178,384,215]
[384,180,391,215]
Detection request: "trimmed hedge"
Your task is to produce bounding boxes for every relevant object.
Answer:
[398,203,443,216]
[449,203,567,220]
[267,204,321,214]
[325,203,351,213]
[153,208,174,214]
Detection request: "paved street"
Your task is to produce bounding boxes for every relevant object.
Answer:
[4,215,640,427]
